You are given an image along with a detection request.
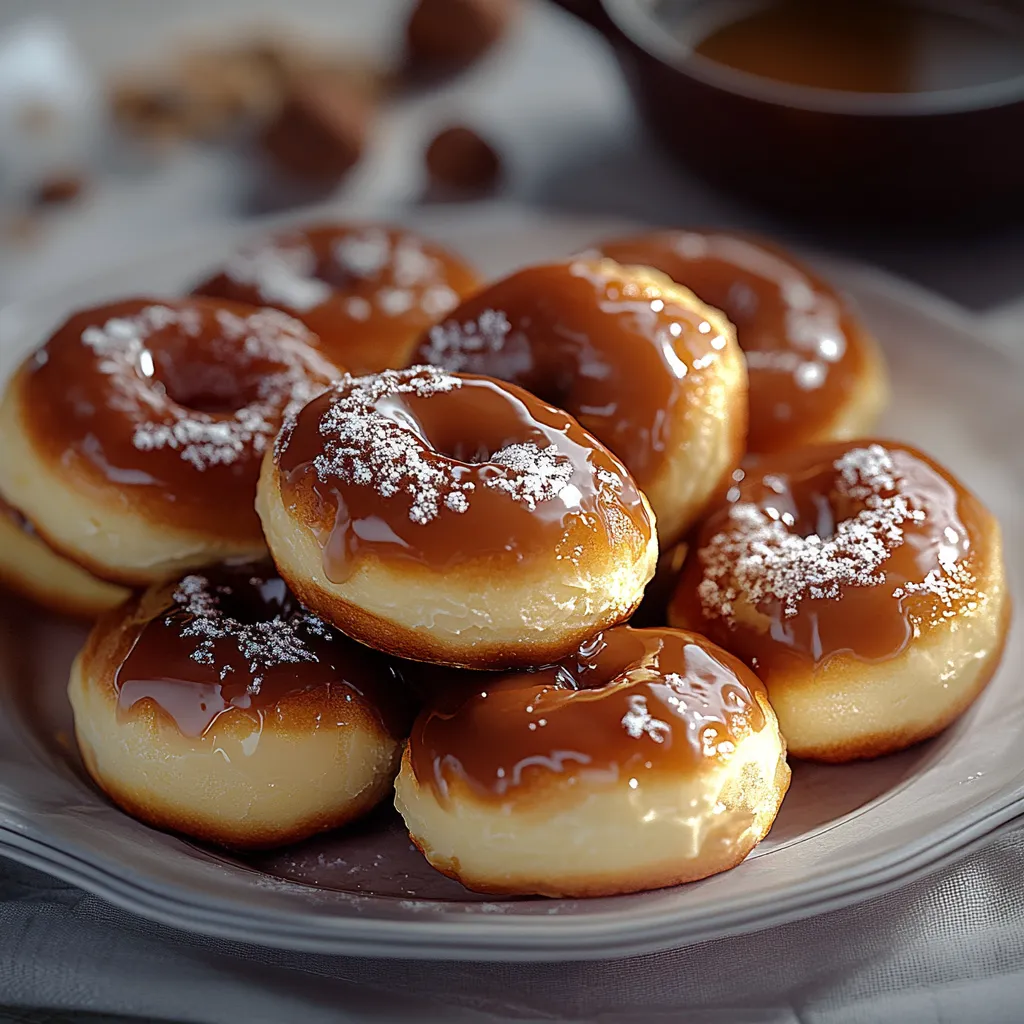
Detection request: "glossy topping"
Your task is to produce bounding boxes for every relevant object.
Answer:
[20,298,339,536]
[598,231,873,452]
[194,223,481,374]
[671,441,992,670]
[408,626,768,804]
[411,258,735,491]
[116,566,412,738]
[275,366,653,580]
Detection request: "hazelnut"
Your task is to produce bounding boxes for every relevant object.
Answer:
[406,0,518,76]
[425,126,501,193]
[261,69,374,181]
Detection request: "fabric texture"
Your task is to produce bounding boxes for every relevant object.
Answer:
[3,830,1024,1024]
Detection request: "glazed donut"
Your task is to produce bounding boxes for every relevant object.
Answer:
[0,298,340,585]
[669,441,1009,762]
[597,231,889,453]
[69,565,413,849]
[394,625,790,897]
[194,222,481,374]
[0,493,128,617]
[410,259,747,546]
[257,365,658,669]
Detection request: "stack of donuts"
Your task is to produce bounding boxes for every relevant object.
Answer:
[0,221,1008,898]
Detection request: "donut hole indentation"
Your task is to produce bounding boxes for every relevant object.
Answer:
[147,344,268,416]
[393,382,548,469]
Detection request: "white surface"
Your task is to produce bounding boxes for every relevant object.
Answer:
[0,205,1021,963]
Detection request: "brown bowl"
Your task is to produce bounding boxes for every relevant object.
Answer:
[551,0,1024,224]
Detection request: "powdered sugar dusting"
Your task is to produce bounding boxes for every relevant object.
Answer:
[419,309,512,370]
[299,366,468,525]
[620,694,671,742]
[892,544,978,617]
[170,574,328,693]
[287,367,577,524]
[224,227,463,323]
[98,306,327,471]
[333,228,460,320]
[698,445,928,621]
[224,242,331,312]
[486,443,573,511]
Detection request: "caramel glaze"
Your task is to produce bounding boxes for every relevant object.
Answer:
[19,298,338,538]
[408,626,768,805]
[115,565,413,739]
[408,259,735,493]
[276,370,654,581]
[670,441,994,675]
[598,232,874,452]
[194,223,481,374]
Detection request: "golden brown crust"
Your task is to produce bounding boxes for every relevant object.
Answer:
[70,573,408,849]
[258,370,658,670]
[396,736,792,897]
[276,558,643,670]
[792,594,1012,763]
[0,506,130,618]
[76,727,386,850]
[404,831,760,898]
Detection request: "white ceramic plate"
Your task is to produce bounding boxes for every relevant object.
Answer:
[0,205,1021,961]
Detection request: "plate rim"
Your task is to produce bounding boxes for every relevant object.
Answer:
[0,201,1021,958]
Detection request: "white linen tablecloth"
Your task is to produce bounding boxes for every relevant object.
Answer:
[3,829,1024,1024]
[1,3,1023,1022]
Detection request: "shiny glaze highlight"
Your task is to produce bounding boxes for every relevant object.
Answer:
[115,565,412,738]
[409,259,736,492]
[599,231,874,452]
[670,441,992,672]
[409,626,768,804]
[275,370,654,581]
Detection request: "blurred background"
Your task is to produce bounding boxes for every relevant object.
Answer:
[1,0,1023,328]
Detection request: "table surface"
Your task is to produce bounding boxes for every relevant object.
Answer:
[0,3,1023,1023]
[2,0,1024,326]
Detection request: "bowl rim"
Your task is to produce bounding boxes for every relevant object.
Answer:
[602,0,1024,117]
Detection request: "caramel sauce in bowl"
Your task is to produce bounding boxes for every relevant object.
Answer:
[553,0,1024,222]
